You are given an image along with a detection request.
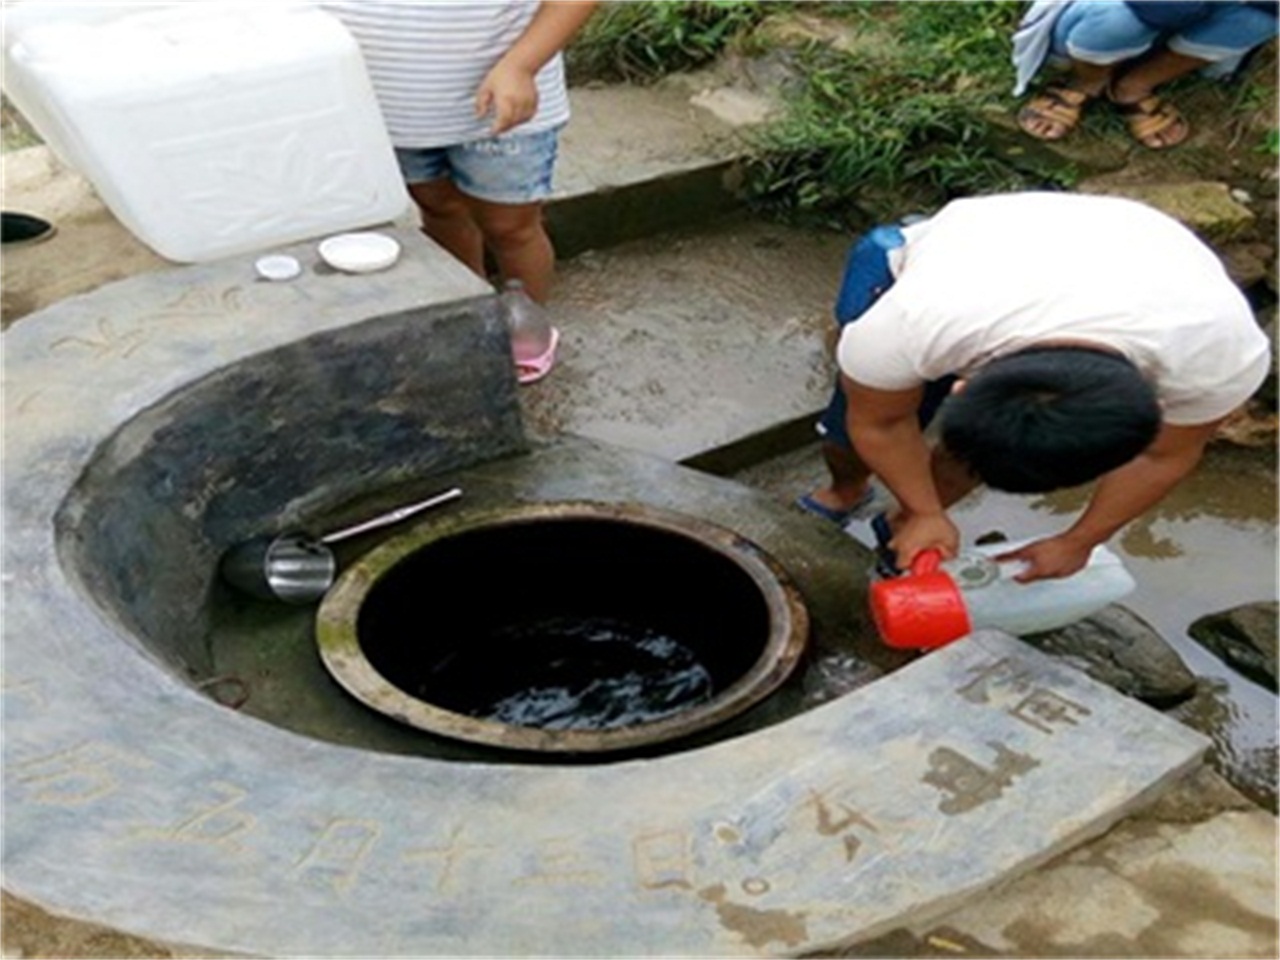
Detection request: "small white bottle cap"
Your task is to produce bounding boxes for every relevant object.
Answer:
[255,254,302,281]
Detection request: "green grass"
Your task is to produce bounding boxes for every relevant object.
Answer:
[739,1,1061,225]
[568,2,1062,224]
[566,1,776,84]
[567,3,1276,224]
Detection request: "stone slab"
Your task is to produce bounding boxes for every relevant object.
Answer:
[520,215,851,465]
[554,82,749,199]
[4,238,1209,956]
[546,82,754,257]
[2,619,1210,957]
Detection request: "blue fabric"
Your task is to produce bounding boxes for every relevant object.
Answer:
[1165,2,1279,61]
[818,224,957,448]
[1052,0,1277,65]
[1053,2,1160,63]
[833,225,904,323]
[394,124,564,203]
[1125,2,1214,32]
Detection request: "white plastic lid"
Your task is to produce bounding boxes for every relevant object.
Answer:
[255,254,301,281]
[318,232,401,274]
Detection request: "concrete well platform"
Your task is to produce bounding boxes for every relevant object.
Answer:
[3,227,1214,956]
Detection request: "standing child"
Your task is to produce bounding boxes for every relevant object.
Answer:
[323,1,599,303]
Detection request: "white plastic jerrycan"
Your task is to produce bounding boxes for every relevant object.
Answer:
[870,538,1136,650]
[2,0,411,262]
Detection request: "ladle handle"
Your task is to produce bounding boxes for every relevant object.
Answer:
[319,487,463,544]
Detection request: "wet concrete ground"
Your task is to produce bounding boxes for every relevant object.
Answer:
[730,439,1279,810]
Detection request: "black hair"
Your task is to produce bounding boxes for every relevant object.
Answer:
[938,346,1161,493]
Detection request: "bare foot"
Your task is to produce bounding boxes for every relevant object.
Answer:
[1109,89,1190,150]
[1017,85,1095,141]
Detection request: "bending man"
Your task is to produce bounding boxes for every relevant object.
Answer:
[799,192,1270,582]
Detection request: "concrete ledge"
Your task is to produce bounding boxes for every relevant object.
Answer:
[547,83,755,257]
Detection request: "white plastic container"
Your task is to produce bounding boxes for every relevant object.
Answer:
[2,0,410,262]
[941,539,1136,635]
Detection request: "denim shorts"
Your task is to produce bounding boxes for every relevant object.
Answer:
[817,224,956,448]
[1053,2,1277,65]
[394,125,563,205]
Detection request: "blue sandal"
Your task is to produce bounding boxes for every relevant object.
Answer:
[794,488,878,527]
[871,513,902,578]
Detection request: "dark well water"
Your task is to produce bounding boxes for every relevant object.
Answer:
[351,518,768,732]
[204,510,788,761]
[418,615,714,730]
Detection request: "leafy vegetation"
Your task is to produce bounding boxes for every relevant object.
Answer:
[740,1,1064,225]
[565,1,776,84]
[568,2,1277,226]
[568,1,1063,225]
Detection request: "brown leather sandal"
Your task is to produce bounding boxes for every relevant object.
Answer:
[1017,84,1094,141]
[1111,94,1190,150]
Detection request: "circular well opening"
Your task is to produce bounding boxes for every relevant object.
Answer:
[316,502,810,754]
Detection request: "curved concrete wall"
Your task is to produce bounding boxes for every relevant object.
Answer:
[54,300,524,673]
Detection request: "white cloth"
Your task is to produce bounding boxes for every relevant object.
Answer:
[320,1,571,147]
[836,192,1271,426]
[1011,0,1068,97]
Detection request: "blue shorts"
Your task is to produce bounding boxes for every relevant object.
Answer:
[394,125,564,205]
[1053,2,1277,65]
[817,224,956,449]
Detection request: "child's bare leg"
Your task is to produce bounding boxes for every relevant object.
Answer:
[810,440,874,513]
[408,179,486,277]
[469,198,555,303]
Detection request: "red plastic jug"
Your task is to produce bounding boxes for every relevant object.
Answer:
[869,549,971,650]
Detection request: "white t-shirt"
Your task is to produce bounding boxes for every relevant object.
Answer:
[321,1,572,147]
[836,192,1271,425]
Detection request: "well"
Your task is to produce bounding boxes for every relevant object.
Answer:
[2,227,1210,958]
[318,501,809,754]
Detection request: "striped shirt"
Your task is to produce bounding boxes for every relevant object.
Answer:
[320,1,571,147]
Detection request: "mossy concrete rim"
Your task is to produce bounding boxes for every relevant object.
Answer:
[315,499,812,755]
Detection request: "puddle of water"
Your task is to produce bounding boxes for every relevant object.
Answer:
[949,446,1278,810]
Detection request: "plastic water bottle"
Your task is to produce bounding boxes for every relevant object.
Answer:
[499,279,558,382]
[870,538,1136,650]
[942,539,1136,634]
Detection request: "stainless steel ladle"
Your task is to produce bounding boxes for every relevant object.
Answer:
[219,487,462,604]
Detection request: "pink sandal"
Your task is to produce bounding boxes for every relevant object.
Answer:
[515,326,561,384]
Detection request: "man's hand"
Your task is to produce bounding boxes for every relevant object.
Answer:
[476,63,539,134]
[840,374,960,568]
[995,419,1224,582]
[995,534,1094,582]
[886,510,961,570]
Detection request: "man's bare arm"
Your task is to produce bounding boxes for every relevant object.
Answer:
[998,418,1224,581]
